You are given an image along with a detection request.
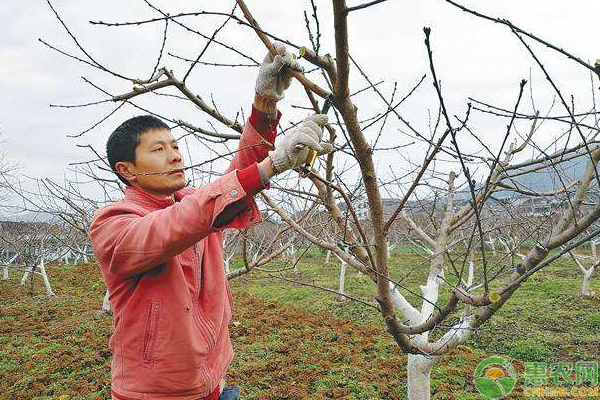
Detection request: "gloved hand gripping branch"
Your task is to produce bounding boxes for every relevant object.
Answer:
[268,114,333,174]
[255,42,303,102]
[253,42,334,177]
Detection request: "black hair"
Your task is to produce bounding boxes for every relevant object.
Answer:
[106,115,170,185]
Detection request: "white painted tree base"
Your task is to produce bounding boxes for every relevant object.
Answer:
[2,255,17,280]
[101,290,111,313]
[407,354,436,400]
[20,260,55,297]
[581,269,595,297]
[338,261,347,301]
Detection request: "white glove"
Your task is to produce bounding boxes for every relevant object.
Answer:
[255,42,303,101]
[268,114,334,174]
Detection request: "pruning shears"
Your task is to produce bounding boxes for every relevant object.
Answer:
[299,94,334,178]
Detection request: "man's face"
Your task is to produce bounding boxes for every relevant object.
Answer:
[116,129,186,196]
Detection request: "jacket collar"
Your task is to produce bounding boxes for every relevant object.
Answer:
[124,186,178,210]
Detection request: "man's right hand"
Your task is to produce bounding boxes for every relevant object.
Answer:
[268,114,334,174]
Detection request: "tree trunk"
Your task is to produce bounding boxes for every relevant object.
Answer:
[20,265,34,285]
[338,260,347,301]
[224,256,231,275]
[82,245,89,263]
[407,354,436,400]
[38,257,55,296]
[287,244,298,273]
[102,290,111,312]
[3,254,17,280]
[581,268,594,297]
[487,237,496,255]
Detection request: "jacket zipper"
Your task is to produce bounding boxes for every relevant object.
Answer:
[191,242,217,350]
[193,243,201,294]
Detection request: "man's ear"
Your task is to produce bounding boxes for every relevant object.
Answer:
[115,161,136,184]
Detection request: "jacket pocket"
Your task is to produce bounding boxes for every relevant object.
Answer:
[192,303,218,352]
[141,300,161,367]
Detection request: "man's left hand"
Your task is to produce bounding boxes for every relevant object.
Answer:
[255,42,303,103]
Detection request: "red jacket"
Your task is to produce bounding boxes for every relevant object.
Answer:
[89,108,279,399]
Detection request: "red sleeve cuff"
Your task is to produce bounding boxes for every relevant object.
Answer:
[236,162,268,197]
[249,105,281,143]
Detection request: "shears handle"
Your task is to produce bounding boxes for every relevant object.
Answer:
[300,95,334,177]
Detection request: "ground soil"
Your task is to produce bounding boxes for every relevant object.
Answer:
[0,262,564,399]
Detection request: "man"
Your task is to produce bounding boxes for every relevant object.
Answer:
[89,43,333,400]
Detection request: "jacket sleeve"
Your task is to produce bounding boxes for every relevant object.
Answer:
[216,106,281,223]
[225,106,280,175]
[89,170,260,279]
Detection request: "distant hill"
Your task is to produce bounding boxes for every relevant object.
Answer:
[454,153,591,202]
[0,211,59,223]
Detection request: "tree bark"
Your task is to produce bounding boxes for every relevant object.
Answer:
[102,289,111,312]
[407,354,436,400]
[581,268,595,297]
[338,259,347,300]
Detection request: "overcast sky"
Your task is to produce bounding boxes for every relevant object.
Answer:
[1,0,599,208]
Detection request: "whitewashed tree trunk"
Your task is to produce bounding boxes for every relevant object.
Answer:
[390,283,441,400]
[81,245,89,263]
[334,249,349,300]
[569,252,598,297]
[390,174,476,398]
[62,251,72,265]
[581,266,597,297]
[486,236,497,255]
[102,290,111,312]
[22,261,55,296]
[466,259,475,290]
[407,355,437,400]
[338,260,347,300]
[386,243,397,259]
[286,244,297,273]
[325,250,331,264]
[224,258,230,275]
[251,249,259,265]
[582,270,593,296]
[497,237,511,254]
[20,240,55,296]
[224,253,233,275]
[1,254,14,280]
[38,257,55,296]
[20,265,34,284]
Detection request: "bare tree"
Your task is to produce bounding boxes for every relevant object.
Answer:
[0,218,61,296]
[566,235,599,297]
[0,133,18,210]
[2,173,102,302]
[41,0,600,398]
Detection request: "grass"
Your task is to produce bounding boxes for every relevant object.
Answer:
[1,248,598,399]
[232,250,600,362]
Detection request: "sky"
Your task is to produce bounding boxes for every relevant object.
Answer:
[1,0,599,210]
